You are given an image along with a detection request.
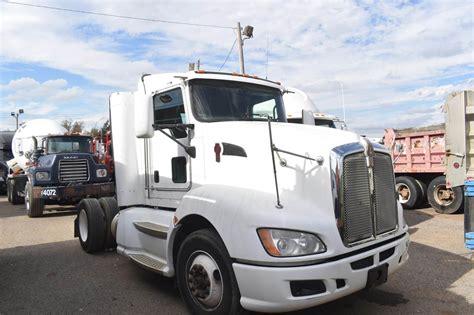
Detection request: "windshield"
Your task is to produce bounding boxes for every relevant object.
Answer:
[190,79,286,122]
[47,136,92,154]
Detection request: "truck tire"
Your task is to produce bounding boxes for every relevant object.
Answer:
[176,229,242,315]
[395,176,420,209]
[427,176,464,214]
[98,197,119,250]
[10,179,24,205]
[415,179,428,208]
[77,198,106,253]
[25,182,44,217]
[7,179,12,203]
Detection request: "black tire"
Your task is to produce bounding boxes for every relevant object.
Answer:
[7,179,12,203]
[395,176,421,209]
[415,179,428,208]
[98,197,119,250]
[77,198,106,253]
[10,179,24,205]
[427,176,464,214]
[25,182,44,217]
[176,229,243,315]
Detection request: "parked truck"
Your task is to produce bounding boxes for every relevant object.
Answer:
[442,90,474,248]
[284,87,346,129]
[6,119,114,217]
[384,122,466,214]
[75,71,409,313]
[0,131,14,194]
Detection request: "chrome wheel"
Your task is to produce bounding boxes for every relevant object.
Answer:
[186,250,223,311]
[79,209,88,242]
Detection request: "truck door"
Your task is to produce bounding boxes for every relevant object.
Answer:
[146,86,191,206]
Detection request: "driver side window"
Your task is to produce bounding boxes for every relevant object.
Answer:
[153,88,186,125]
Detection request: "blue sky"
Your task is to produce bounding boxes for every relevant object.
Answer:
[1,0,473,137]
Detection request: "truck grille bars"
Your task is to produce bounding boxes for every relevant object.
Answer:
[59,159,89,182]
[331,142,398,247]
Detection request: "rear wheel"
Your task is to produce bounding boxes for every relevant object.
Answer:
[25,182,44,217]
[415,179,428,208]
[98,197,119,250]
[395,176,420,209]
[176,229,242,314]
[77,198,106,253]
[427,176,464,214]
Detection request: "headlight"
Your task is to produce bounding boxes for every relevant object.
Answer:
[96,169,107,178]
[35,172,50,181]
[257,228,326,257]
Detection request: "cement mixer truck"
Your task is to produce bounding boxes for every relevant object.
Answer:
[6,119,114,217]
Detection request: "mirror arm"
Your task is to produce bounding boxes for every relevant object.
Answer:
[152,124,196,158]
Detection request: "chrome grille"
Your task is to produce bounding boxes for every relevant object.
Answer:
[373,154,398,235]
[59,159,89,182]
[342,154,373,244]
[333,142,399,247]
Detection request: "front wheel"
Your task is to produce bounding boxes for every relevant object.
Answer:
[427,176,464,214]
[176,229,243,314]
[25,182,44,217]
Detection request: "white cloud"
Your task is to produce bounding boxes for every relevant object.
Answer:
[0,0,473,135]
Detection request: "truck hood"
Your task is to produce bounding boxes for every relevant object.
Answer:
[195,121,361,202]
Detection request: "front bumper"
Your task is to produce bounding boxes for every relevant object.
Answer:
[233,232,410,313]
[32,182,115,199]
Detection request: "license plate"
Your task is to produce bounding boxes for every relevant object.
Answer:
[41,188,57,198]
[366,263,388,289]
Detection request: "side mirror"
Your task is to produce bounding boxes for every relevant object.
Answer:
[302,110,315,125]
[395,143,404,152]
[134,92,154,138]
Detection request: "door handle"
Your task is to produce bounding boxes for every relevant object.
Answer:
[154,171,160,183]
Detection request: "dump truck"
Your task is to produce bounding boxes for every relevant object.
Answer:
[442,90,474,248]
[6,119,114,217]
[75,71,409,313]
[384,90,474,214]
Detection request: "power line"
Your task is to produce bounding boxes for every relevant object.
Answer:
[2,1,235,30]
[218,38,237,71]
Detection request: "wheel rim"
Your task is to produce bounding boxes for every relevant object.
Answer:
[25,186,30,211]
[396,183,410,204]
[186,250,223,311]
[79,209,88,242]
[433,184,454,206]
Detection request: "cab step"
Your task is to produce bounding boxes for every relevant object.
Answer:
[129,253,168,274]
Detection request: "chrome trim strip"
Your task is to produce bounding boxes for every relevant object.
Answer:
[133,221,168,239]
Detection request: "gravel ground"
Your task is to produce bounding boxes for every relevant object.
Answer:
[0,197,472,314]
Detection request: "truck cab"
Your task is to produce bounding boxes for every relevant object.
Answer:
[76,71,409,313]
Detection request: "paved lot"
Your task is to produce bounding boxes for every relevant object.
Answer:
[0,196,473,314]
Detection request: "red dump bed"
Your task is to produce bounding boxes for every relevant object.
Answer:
[384,125,446,174]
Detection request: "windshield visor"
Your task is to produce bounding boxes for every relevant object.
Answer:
[190,79,286,122]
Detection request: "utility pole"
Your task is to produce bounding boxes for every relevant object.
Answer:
[11,109,24,130]
[236,22,245,74]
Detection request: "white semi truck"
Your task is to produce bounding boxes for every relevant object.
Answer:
[284,87,346,129]
[75,71,409,313]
